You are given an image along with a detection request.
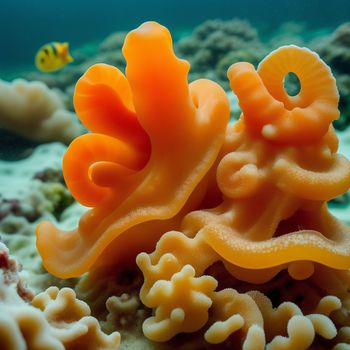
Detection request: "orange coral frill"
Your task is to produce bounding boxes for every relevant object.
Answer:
[36,22,230,278]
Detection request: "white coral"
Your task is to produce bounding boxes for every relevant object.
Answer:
[0,78,84,143]
[0,242,120,350]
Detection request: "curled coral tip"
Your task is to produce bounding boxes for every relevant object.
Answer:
[36,21,229,279]
[228,46,339,144]
[74,63,150,152]
[189,79,230,127]
[89,161,137,188]
[267,315,315,349]
[288,261,315,280]
[216,152,264,198]
[63,133,148,207]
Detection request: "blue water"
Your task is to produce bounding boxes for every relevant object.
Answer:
[1,0,349,71]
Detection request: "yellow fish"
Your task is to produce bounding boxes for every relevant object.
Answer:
[35,42,73,72]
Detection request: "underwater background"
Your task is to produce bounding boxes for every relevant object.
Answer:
[1,0,350,73]
[1,1,350,349]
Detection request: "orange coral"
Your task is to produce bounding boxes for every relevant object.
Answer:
[201,46,350,277]
[136,45,350,345]
[37,18,350,350]
[36,21,230,278]
[35,20,350,348]
[228,46,339,144]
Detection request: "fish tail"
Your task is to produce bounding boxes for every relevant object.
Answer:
[66,53,74,63]
[61,42,74,62]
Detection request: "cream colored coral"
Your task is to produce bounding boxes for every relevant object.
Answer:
[266,315,316,350]
[334,327,350,349]
[75,264,143,318]
[242,325,266,350]
[137,230,350,348]
[205,288,263,344]
[31,286,121,349]
[0,79,84,143]
[104,293,144,330]
[141,264,217,341]
[0,251,121,350]
[315,296,342,315]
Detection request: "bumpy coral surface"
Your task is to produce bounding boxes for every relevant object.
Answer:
[311,22,350,130]
[0,79,84,143]
[36,21,350,349]
[0,242,120,349]
[176,18,267,90]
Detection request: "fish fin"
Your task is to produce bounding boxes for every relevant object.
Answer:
[61,42,74,63]
[66,53,74,63]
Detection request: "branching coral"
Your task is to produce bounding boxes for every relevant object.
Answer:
[0,241,33,301]
[0,242,120,349]
[75,264,144,318]
[0,79,84,144]
[1,285,121,350]
[176,18,267,90]
[104,293,146,332]
[138,233,349,348]
[36,21,230,278]
[31,286,121,349]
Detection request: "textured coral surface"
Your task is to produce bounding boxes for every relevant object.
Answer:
[18,20,350,349]
[0,241,120,350]
[0,79,83,144]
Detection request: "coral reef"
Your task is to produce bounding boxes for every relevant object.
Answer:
[0,78,84,144]
[175,18,267,90]
[98,31,127,71]
[0,241,120,350]
[0,201,84,293]
[16,19,350,134]
[75,266,165,350]
[0,143,66,199]
[0,181,73,224]
[311,23,350,130]
[268,21,306,49]
[328,129,350,225]
[0,143,76,236]
[0,241,33,301]
[0,143,85,292]
[33,21,350,350]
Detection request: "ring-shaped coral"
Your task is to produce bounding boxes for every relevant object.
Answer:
[192,45,350,281]
[228,46,340,144]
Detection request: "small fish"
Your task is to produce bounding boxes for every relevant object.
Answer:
[35,42,73,72]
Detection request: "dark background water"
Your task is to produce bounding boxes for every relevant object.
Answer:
[1,0,349,71]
